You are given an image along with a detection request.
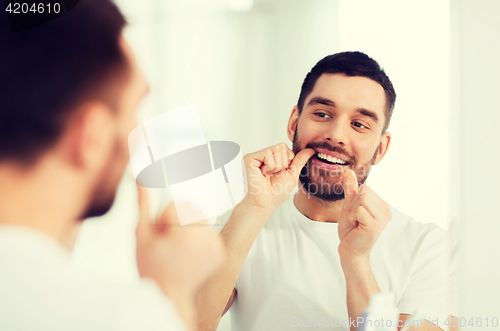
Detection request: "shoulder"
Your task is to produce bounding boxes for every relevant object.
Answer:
[68,273,187,330]
[380,205,448,254]
[111,279,187,331]
[386,205,446,238]
[0,254,186,330]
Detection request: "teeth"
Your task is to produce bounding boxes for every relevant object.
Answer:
[316,152,347,165]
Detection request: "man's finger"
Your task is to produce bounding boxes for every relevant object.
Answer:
[136,185,150,237]
[272,150,284,173]
[353,205,373,228]
[289,148,316,177]
[281,148,289,170]
[137,185,149,220]
[158,202,180,226]
[342,169,358,208]
[286,148,295,164]
[261,151,276,176]
[147,202,178,235]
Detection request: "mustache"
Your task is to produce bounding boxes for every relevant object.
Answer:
[304,142,355,164]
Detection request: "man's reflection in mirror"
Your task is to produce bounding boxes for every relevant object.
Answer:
[196,52,457,331]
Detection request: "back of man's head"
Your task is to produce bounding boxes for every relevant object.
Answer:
[297,51,396,133]
[0,0,127,166]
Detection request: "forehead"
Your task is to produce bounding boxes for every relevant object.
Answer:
[306,73,386,114]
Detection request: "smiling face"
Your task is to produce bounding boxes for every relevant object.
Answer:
[288,73,391,201]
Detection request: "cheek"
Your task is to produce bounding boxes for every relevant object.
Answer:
[297,122,321,143]
[354,142,379,165]
[112,122,132,165]
[119,114,138,149]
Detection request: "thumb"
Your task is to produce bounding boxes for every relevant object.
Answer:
[289,148,316,178]
[152,202,178,234]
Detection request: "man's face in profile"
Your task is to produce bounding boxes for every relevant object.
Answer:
[289,73,390,201]
[82,37,149,219]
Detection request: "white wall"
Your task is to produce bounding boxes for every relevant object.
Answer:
[452,0,500,325]
[120,0,339,155]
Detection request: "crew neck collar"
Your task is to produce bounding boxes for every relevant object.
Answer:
[287,194,339,228]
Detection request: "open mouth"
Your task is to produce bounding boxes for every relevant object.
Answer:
[314,152,349,166]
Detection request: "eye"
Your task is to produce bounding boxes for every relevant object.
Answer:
[314,112,331,119]
[352,121,367,129]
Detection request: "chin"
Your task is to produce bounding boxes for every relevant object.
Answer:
[299,173,346,202]
[80,193,117,220]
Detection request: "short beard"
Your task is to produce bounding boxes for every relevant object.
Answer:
[298,165,347,202]
[79,139,123,220]
[81,189,117,219]
[292,127,377,202]
[79,167,118,220]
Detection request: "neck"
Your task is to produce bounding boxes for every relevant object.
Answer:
[0,157,87,249]
[293,182,344,223]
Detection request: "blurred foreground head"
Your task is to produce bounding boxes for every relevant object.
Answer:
[0,0,149,219]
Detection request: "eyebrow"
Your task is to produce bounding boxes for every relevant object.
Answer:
[357,108,379,123]
[307,96,336,108]
[307,96,379,123]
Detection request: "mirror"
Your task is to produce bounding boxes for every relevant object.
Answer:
[74,0,457,330]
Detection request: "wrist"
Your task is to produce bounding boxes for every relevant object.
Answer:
[160,284,195,305]
[338,246,371,268]
[237,198,275,218]
[160,286,196,330]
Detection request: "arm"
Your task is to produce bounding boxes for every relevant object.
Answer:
[337,170,392,331]
[339,172,449,331]
[222,287,237,316]
[340,254,380,328]
[195,202,273,331]
[195,143,316,331]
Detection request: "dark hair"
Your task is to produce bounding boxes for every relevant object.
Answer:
[297,51,396,133]
[0,0,127,164]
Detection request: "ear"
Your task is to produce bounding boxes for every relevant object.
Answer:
[373,131,391,165]
[66,102,115,170]
[287,106,300,143]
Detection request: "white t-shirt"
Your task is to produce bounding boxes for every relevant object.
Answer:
[215,194,450,331]
[0,225,186,331]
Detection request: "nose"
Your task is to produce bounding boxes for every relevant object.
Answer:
[323,118,348,146]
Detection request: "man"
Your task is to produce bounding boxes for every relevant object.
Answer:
[0,1,223,330]
[196,52,450,331]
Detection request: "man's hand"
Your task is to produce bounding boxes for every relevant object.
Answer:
[135,185,225,329]
[242,143,315,213]
[338,169,392,260]
[194,144,313,331]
